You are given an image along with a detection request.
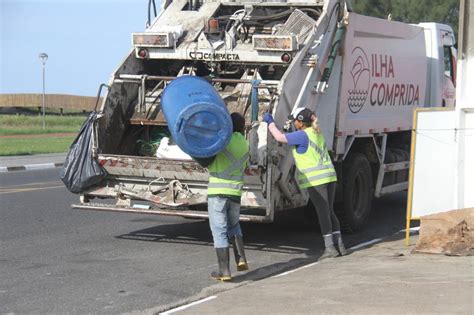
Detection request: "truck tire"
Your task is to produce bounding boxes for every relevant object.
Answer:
[337,153,374,233]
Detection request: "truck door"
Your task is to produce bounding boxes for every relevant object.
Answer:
[442,32,456,107]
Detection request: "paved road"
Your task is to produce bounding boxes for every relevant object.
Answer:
[0,168,409,313]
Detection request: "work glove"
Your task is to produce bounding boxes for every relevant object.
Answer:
[263,113,274,124]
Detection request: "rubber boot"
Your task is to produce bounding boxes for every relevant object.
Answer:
[336,240,350,256]
[333,232,351,256]
[231,235,249,271]
[319,244,340,261]
[211,247,232,281]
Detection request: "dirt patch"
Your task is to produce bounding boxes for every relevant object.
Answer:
[0,132,77,139]
[415,208,474,256]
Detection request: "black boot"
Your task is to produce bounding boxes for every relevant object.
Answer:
[319,244,340,261]
[211,247,232,281]
[231,235,249,271]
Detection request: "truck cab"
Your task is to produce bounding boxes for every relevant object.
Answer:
[420,23,456,108]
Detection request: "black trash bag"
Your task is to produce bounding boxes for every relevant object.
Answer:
[60,112,106,193]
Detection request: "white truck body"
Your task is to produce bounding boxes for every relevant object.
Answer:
[74,0,456,231]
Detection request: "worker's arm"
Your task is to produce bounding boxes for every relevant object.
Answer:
[263,113,288,143]
[268,123,288,143]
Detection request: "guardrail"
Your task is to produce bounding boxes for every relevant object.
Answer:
[0,94,103,111]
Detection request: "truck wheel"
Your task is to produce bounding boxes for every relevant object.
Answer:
[338,153,373,233]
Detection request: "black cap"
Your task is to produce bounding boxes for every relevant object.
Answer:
[288,108,314,123]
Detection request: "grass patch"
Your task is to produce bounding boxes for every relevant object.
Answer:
[0,115,86,136]
[0,136,76,156]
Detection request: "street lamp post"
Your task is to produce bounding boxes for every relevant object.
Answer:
[38,52,48,130]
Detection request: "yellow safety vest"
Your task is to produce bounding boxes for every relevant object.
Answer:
[293,128,337,189]
[208,132,249,196]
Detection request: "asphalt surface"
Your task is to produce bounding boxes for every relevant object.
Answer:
[0,166,410,313]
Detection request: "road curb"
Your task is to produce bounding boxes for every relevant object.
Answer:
[0,162,64,173]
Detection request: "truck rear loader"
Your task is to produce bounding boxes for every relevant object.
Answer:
[73,0,457,232]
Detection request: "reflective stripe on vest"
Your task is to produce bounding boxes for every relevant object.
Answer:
[293,129,337,189]
[208,133,249,196]
[209,148,248,181]
[207,182,244,190]
[298,171,337,187]
[299,164,333,173]
[308,140,330,164]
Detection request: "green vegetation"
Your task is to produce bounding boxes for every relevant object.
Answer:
[352,0,460,37]
[0,136,76,156]
[0,114,84,155]
[0,115,85,136]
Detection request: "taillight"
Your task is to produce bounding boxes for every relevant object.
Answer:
[137,48,149,59]
[281,53,292,63]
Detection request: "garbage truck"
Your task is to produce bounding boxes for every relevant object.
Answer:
[72,0,457,232]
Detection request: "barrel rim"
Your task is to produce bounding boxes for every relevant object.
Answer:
[161,75,232,158]
[174,103,232,158]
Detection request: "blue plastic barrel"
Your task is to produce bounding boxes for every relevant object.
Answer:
[160,76,232,158]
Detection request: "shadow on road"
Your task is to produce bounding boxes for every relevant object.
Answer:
[115,191,412,257]
[113,192,414,285]
[115,211,320,255]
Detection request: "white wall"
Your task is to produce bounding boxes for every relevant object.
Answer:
[458,109,474,207]
[455,0,474,210]
[411,110,456,217]
[411,108,474,217]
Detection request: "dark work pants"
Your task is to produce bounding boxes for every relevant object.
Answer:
[307,182,340,235]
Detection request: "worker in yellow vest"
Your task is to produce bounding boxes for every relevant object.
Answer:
[263,108,348,260]
[207,112,249,281]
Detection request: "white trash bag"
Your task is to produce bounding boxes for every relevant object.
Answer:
[156,137,193,160]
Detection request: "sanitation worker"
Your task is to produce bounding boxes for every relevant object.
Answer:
[263,107,348,259]
[207,112,249,281]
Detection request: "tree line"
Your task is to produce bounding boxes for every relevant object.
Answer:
[352,0,460,39]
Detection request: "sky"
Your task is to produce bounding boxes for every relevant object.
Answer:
[1,0,157,96]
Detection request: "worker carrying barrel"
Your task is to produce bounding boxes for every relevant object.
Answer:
[206,112,249,281]
[263,108,349,260]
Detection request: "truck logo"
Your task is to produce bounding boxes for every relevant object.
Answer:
[369,54,420,107]
[189,51,240,61]
[348,47,370,113]
[348,47,421,114]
